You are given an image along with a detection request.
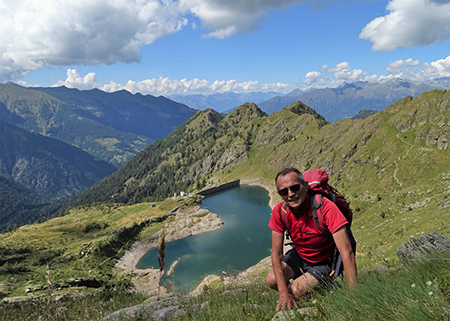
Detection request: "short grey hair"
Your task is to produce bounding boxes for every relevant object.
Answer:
[275,167,306,189]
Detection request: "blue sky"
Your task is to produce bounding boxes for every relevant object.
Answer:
[2,0,450,96]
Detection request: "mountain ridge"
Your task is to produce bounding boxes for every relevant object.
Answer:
[258,78,450,121]
[0,83,197,167]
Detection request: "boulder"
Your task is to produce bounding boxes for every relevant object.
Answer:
[396,232,450,266]
[101,295,201,321]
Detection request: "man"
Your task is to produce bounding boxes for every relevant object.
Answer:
[266,168,357,311]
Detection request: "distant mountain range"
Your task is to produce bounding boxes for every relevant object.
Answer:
[170,78,450,122]
[169,91,281,113]
[0,83,197,167]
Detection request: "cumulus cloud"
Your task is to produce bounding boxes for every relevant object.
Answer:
[428,55,450,78]
[386,58,421,73]
[51,54,450,95]
[53,69,100,90]
[303,62,376,88]
[360,0,450,51]
[0,0,187,81]
[53,69,292,95]
[377,55,450,81]
[180,0,302,39]
[0,0,309,81]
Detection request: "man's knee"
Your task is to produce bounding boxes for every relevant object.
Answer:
[289,273,319,298]
[266,269,277,289]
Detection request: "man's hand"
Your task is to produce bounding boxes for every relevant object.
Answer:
[276,291,298,311]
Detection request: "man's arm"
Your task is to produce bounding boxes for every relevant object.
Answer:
[332,227,357,285]
[271,230,296,311]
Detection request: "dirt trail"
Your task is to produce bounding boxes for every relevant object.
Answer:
[393,134,415,188]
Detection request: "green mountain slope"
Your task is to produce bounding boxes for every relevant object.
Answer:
[0,119,116,200]
[63,103,259,207]
[63,101,325,208]
[0,175,62,231]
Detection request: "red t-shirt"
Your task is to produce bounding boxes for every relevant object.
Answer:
[268,195,348,263]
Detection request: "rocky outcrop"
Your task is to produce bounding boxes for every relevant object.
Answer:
[101,295,204,321]
[396,232,450,266]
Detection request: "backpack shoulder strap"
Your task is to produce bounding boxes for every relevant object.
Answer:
[279,202,291,241]
[279,201,288,221]
[281,195,325,233]
[310,193,323,232]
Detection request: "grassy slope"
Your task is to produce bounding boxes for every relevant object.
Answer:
[0,197,193,298]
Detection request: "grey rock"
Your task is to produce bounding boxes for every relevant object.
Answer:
[396,232,450,266]
[272,307,318,321]
[101,296,200,321]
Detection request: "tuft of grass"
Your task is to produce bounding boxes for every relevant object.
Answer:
[312,252,450,321]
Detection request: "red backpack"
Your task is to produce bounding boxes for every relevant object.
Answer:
[279,168,355,277]
[303,168,352,230]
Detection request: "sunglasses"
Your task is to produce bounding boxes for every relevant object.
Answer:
[277,184,302,197]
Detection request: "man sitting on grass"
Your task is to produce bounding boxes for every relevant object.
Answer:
[266,168,357,311]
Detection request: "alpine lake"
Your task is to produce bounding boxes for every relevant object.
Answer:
[136,184,273,294]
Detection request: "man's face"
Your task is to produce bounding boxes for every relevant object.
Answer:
[276,171,308,210]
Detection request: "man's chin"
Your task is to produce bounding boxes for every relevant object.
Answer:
[287,200,301,209]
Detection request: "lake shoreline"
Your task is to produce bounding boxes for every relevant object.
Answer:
[115,178,277,296]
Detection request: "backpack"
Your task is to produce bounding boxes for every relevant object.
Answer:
[303,168,353,230]
[279,168,356,277]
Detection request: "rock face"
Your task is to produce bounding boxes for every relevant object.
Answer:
[101,295,202,321]
[396,232,450,266]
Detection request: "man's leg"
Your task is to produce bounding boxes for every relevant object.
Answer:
[266,265,319,298]
[288,272,320,298]
[266,261,296,291]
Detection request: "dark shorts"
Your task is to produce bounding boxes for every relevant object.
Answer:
[282,249,332,285]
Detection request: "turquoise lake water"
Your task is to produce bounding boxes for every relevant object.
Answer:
[135,184,273,293]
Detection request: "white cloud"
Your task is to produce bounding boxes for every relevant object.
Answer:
[0,0,187,81]
[379,55,450,81]
[303,62,376,88]
[386,58,421,73]
[50,54,450,96]
[53,69,100,90]
[428,55,450,78]
[305,71,327,86]
[88,73,290,95]
[0,0,310,81]
[180,0,302,39]
[360,0,450,51]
